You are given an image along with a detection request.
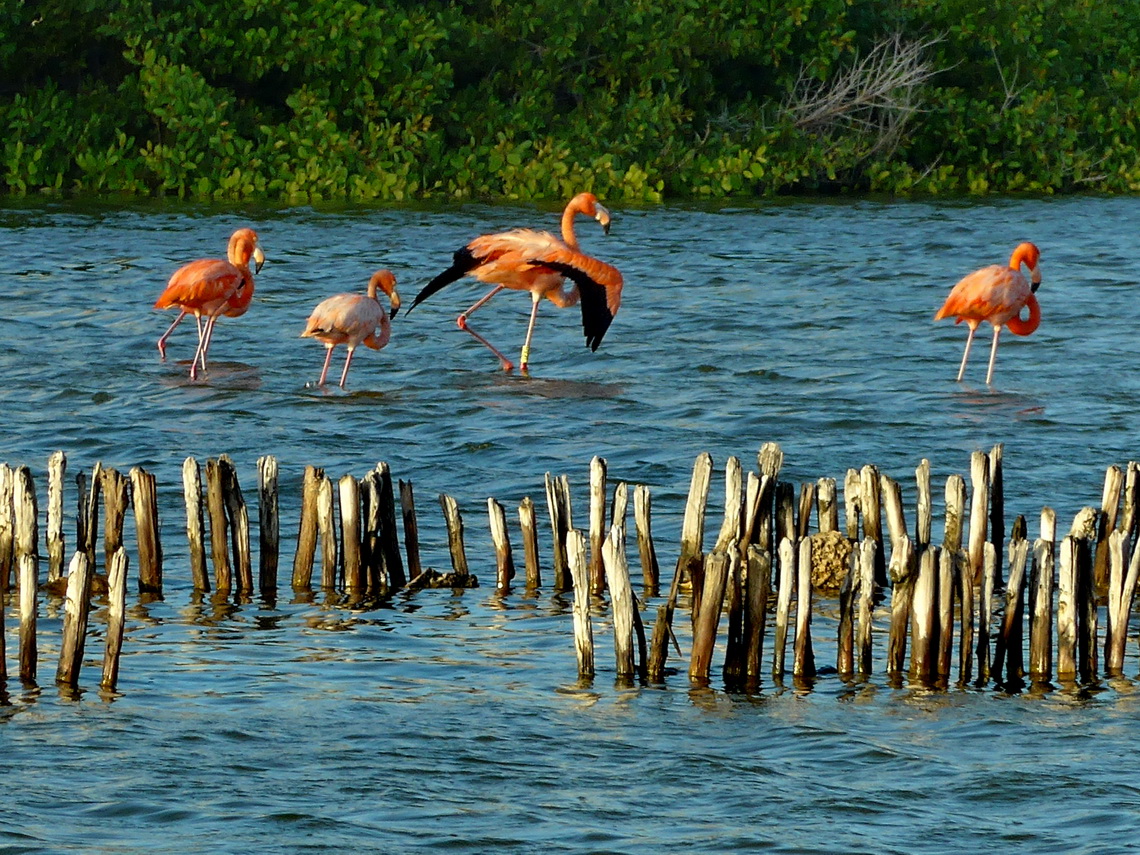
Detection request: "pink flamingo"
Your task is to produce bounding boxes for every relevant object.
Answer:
[935,242,1042,385]
[154,228,265,379]
[301,269,401,387]
[407,192,624,372]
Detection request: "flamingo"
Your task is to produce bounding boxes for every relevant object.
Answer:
[407,191,624,372]
[301,269,401,388]
[934,241,1042,385]
[154,228,265,379]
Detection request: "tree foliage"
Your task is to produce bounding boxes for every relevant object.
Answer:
[1,0,1137,201]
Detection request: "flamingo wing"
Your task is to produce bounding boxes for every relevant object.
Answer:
[408,246,480,312]
[935,265,1030,326]
[303,294,386,348]
[155,258,245,310]
[532,257,624,351]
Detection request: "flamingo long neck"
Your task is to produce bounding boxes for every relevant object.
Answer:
[560,201,584,251]
[1006,293,1041,336]
[1009,243,1037,271]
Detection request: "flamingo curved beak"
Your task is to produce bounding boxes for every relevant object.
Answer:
[1030,265,1041,293]
[389,289,402,321]
[253,246,266,274]
[595,204,611,236]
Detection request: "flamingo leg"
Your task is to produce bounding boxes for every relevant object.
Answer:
[985,325,1003,386]
[191,307,226,379]
[318,345,336,386]
[519,292,542,373]
[339,347,356,388]
[955,324,978,382]
[456,285,514,371]
[157,310,188,360]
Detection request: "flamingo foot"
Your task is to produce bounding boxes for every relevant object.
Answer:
[157,341,167,361]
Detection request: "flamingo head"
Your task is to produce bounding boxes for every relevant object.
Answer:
[1011,241,1041,292]
[228,228,265,273]
[369,269,401,319]
[572,192,611,235]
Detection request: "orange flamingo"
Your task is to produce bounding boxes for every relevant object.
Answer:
[935,241,1042,385]
[155,228,265,379]
[407,192,623,372]
[301,269,401,388]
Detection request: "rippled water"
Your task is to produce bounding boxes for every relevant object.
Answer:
[2,196,1140,853]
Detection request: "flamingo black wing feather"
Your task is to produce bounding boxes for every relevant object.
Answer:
[408,246,479,313]
[533,259,615,351]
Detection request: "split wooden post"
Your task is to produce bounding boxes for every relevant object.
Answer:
[99,467,129,577]
[317,473,337,589]
[967,451,991,586]
[1057,536,1078,681]
[374,463,405,588]
[0,463,13,591]
[880,474,907,576]
[773,537,796,679]
[46,450,66,585]
[793,537,815,679]
[399,479,423,581]
[676,452,713,590]
[943,474,972,682]
[361,471,382,590]
[257,456,279,595]
[130,467,162,594]
[844,468,861,541]
[611,482,629,532]
[488,498,515,593]
[340,474,363,592]
[936,545,955,679]
[886,536,915,676]
[205,458,231,591]
[857,539,877,676]
[1029,534,1056,683]
[860,465,886,586]
[101,547,129,691]
[910,546,938,683]
[603,524,637,680]
[588,456,607,594]
[993,538,1030,686]
[816,477,838,534]
[690,550,730,683]
[1095,464,1125,591]
[836,548,856,677]
[1106,530,1140,675]
[633,485,659,594]
[976,541,998,683]
[915,459,932,549]
[440,494,469,578]
[1119,462,1140,553]
[716,456,744,550]
[292,465,322,589]
[83,462,101,571]
[795,481,815,542]
[13,467,38,578]
[182,457,209,591]
[988,443,1005,586]
[774,483,795,554]
[56,552,94,687]
[566,530,594,679]
[18,552,37,683]
[1077,535,1098,683]
[544,472,571,590]
[743,543,771,684]
[518,496,541,589]
[719,458,745,679]
[220,456,252,595]
[647,556,683,682]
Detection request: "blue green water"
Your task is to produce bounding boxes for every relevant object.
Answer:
[1,196,1139,853]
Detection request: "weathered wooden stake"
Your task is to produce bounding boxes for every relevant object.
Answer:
[967,451,991,585]
[1028,537,1055,683]
[793,537,815,679]
[0,463,13,591]
[915,459,932,549]
[817,477,838,534]
[988,443,1005,586]
[13,467,38,575]
[603,524,636,679]
[633,485,659,594]
[743,543,771,683]
[220,456,252,594]
[257,455,279,594]
[880,474,907,569]
[716,456,744,550]
[182,458,209,591]
[887,536,915,676]
[676,452,712,586]
[1120,462,1140,552]
[1077,535,1097,683]
[994,538,1029,685]
[690,550,730,682]
[611,481,629,532]
[796,481,815,541]
[773,537,795,678]
[844,468,861,541]
[836,547,855,677]
[83,462,101,570]
[566,530,594,679]
[910,546,938,683]
[1057,535,1078,681]
[588,456,607,594]
[440,494,469,577]
[292,465,322,589]
[317,473,337,589]
[544,472,571,590]
[18,552,36,683]
[56,552,94,687]
[518,496,541,589]
[101,546,129,691]
[488,497,515,593]
[205,459,231,590]
[774,482,795,553]
[46,450,66,584]
[976,541,998,683]
[1094,464,1124,591]
[374,463,405,588]
[936,545,954,679]
[399,479,423,580]
[857,539,877,676]
[130,467,162,594]
[860,465,885,586]
[1107,529,1140,675]
[340,474,363,591]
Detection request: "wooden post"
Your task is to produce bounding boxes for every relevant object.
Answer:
[915,459,932,549]
[182,457,209,591]
[860,465,885,586]
[837,547,855,677]
[647,558,682,682]
[1077,535,1097,683]
[46,450,66,584]
[910,546,938,683]
[488,497,515,593]
[774,482,795,553]
[967,451,990,586]
[544,472,571,590]
[887,536,914,676]
[936,545,954,679]
[1028,537,1055,683]
[716,456,744,550]
[205,459,231,591]
[258,455,279,595]
[816,477,838,534]
[317,474,337,589]
[1057,536,1078,681]
[18,552,37,683]
[743,543,771,684]
[518,496,541,589]
[773,537,795,679]
[880,474,907,575]
[83,462,101,570]
[1119,462,1140,553]
[101,547,129,691]
[603,524,636,680]
[440,494,469,578]
[13,466,38,575]
[218,457,251,594]
[719,457,745,678]
[795,481,815,542]
[292,465,322,589]
[993,538,1029,685]
[976,541,997,683]
[399,479,423,581]
[857,539,876,676]
[611,481,629,532]
[567,530,594,679]
[100,467,129,578]
[676,452,712,586]
[793,537,815,679]
[988,443,1005,586]
[1095,464,1124,592]
[588,456,607,594]
[130,467,162,594]
[844,468,861,541]
[361,471,382,591]
[374,463,405,589]
[1107,530,1140,675]
[0,463,12,591]
[633,485,659,594]
[340,474,363,592]
[690,550,730,683]
[56,552,94,687]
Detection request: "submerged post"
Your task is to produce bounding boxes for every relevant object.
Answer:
[101,547,129,691]
[292,465,322,589]
[258,455,280,595]
[130,466,163,594]
[399,479,423,581]
[567,530,594,680]
[56,552,94,687]
[518,496,541,589]
[488,497,515,593]
[634,484,659,594]
[46,450,66,585]
[182,457,209,591]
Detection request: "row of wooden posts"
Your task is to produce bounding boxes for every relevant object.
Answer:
[0,442,1138,693]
